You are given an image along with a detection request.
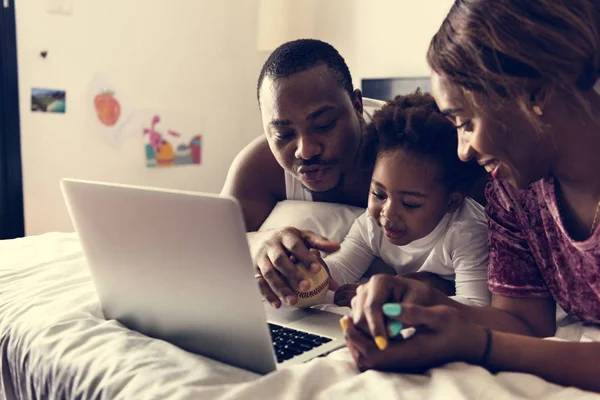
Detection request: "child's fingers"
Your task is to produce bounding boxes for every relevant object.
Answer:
[334,292,356,307]
[308,248,321,258]
[328,277,340,291]
[309,249,339,290]
[303,231,340,255]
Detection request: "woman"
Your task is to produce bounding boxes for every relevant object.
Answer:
[341,0,600,393]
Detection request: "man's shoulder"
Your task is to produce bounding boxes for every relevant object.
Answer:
[235,135,278,170]
[227,135,285,197]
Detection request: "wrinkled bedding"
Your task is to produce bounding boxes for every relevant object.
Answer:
[0,232,598,399]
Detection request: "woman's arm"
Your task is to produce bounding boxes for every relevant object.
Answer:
[488,332,600,392]
[454,294,556,337]
[350,274,556,343]
[343,303,600,393]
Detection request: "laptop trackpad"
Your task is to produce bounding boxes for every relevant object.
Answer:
[264,303,321,324]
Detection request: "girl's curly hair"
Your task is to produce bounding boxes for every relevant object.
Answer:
[362,90,484,194]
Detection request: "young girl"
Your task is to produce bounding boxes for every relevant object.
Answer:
[325,91,490,308]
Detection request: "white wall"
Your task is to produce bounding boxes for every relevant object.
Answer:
[16,0,453,235]
[350,0,454,84]
[16,0,267,235]
[255,0,454,88]
[313,0,357,83]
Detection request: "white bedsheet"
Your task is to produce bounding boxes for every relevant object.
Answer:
[0,232,599,399]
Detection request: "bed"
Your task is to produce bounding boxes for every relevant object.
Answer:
[1,201,599,399]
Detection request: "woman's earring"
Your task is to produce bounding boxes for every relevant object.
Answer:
[533,105,544,116]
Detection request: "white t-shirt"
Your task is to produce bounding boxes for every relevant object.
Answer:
[325,197,491,307]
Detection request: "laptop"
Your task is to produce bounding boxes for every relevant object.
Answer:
[61,179,346,375]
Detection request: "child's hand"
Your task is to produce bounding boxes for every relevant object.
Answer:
[334,283,360,307]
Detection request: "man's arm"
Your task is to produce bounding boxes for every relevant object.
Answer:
[221,136,284,232]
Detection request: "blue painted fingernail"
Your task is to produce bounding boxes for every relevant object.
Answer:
[382,303,402,317]
[388,321,403,337]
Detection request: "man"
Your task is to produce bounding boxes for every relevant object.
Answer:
[221,39,383,308]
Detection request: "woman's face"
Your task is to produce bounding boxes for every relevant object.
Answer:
[430,72,556,189]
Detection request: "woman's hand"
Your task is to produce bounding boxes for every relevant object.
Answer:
[341,304,488,373]
[334,283,360,307]
[350,274,452,342]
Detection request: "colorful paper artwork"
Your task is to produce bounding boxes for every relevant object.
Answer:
[31,88,66,113]
[143,115,202,168]
[94,90,121,126]
[87,75,134,149]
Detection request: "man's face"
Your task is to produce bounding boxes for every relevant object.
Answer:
[259,65,364,192]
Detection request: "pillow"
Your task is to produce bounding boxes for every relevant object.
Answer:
[258,200,364,244]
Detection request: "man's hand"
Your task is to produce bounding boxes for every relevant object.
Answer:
[253,227,340,308]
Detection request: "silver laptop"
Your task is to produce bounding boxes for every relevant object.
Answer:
[61,179,346,375]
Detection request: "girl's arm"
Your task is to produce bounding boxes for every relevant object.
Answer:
[447,219,491,307]
[402,271,455,296]
[325,212,377,285]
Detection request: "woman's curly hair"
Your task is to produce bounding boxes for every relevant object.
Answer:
[362,90,485,194]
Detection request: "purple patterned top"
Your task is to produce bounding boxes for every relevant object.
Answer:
[487,178,600,324]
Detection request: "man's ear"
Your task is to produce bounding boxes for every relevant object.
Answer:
[447,191,465,213]
[352,89,363,115]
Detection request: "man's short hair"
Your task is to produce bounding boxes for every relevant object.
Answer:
[256,39,354,103]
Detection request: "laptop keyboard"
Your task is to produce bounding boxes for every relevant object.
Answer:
[268,323,333,363]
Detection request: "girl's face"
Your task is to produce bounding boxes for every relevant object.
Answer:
[367,148,461,246]
[430,72,556,189]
